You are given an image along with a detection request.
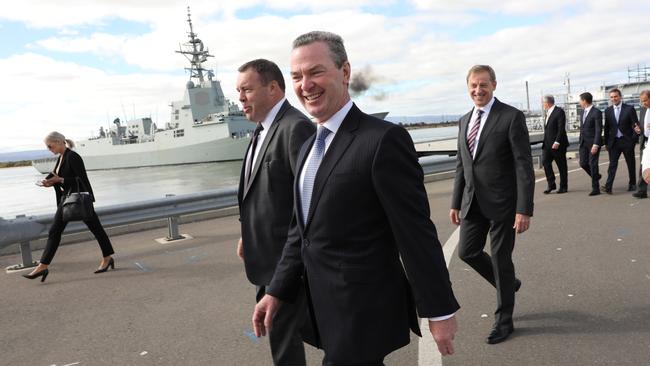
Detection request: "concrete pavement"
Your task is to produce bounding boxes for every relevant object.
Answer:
[1,153,648,365]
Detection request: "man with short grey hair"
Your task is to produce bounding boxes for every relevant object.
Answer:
[253,31,460,366]
[633,90,650,198]
[541,95,569,193]
[451,64,535,344]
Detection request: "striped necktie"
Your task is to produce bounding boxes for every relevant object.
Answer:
[301,126,331,225]
[467,109,484,157]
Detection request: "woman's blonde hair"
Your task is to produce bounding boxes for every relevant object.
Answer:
[45,131,75,148]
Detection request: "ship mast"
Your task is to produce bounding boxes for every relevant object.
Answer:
[176,6,214,84]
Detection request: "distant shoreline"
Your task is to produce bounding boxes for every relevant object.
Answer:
[401,121,459,130]
[0,161,32,169]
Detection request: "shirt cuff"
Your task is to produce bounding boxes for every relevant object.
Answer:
[428,313,455,322]
[592,144,599,149]
[553,141,560,145]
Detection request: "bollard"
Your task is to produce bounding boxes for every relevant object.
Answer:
[165,194,185,241]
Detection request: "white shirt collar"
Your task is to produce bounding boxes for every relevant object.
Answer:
[584,105,593,114]
[317,99,353,134]
[474,97,496,116]
[547,105,555,115]
[260,97,286,130]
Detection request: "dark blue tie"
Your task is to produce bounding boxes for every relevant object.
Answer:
[301,126,331,225]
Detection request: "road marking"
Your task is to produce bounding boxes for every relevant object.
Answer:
[134,262,152,272]
[418,227,460,366]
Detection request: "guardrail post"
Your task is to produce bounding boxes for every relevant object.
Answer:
[165,194,184,241]
[19,242,36,267]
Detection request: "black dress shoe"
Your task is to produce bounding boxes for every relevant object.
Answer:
[589,190,600,196]
[632,192,648,198]
[94,257,115,274]
[600,185,612,194]
[543,184,556,194]
[628,184,637,192]
[486,324,514,344]
[556,188,567,194]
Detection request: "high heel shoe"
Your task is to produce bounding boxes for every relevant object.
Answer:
[22,268,49,282]
[94,257,115,274]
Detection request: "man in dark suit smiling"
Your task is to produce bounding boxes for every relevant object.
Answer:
[450,65,534,344]
[252,31,460,366]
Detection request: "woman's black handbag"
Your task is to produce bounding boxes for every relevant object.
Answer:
[60,177,94,222]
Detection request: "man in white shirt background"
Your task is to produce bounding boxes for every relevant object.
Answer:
[633,90,650,198]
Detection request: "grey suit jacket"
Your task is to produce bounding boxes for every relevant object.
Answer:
[451,98,535,221]
[237,100,315,286]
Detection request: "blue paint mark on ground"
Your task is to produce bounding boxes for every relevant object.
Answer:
[187,253,208,263]
[244,330,259,343]
[134,262,152,272]
[616,228,632,237]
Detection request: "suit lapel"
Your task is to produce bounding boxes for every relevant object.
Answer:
[473,99,502,159]
[459,111,472,155]
[243,101,289,199]
[304,105,360,231]
[294,134,316,232]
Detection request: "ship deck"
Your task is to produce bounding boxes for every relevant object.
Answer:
[2,153,648,365]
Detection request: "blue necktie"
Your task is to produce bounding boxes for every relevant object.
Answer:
[301,126,331,225]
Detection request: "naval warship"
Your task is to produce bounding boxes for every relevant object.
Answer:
[32,8,252,173]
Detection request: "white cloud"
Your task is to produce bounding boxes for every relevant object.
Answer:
[3,1,650,152]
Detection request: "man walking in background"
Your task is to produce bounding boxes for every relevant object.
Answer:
[603,88,639,194]
[578,92,604,196]
[451,64,535,344]
[632,90,650,198]
[235,59,315,365]
[541,95,569,194]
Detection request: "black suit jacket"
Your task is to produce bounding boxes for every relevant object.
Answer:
[640,107,647,149]
[237,100,314,286]
[542,106,569,151]
[604,103,639,148]
[51,148,95,205]
[579,106,603,148]
[267,104,459,363]
[452,98,535,221]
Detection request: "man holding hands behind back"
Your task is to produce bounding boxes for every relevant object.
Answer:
[451,65,534,345]
[253,31,459,366]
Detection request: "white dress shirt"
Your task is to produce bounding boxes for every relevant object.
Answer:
[466,97,496,159]
[613,103,623,138]
[644,108,650,138]
[299,99,454,322]
[244,98,286,174]
[643,136,650,171]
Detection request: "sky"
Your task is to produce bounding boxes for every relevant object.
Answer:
[1,0,649,152]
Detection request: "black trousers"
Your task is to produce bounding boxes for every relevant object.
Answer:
[256,285,308,366]
[322,358,384,366]
[605,137,636,189]
[458,200,516,327]
[542,147,568,189]
[637,145,648,194]
[40,206,114,265]
[579,144,601,191]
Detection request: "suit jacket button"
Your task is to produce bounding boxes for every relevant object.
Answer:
[303,239,310,247]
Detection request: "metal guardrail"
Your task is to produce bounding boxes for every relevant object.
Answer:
[1,145,567,270]
[1,187,238,270]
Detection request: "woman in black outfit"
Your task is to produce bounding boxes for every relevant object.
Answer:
[23,131,115,282]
